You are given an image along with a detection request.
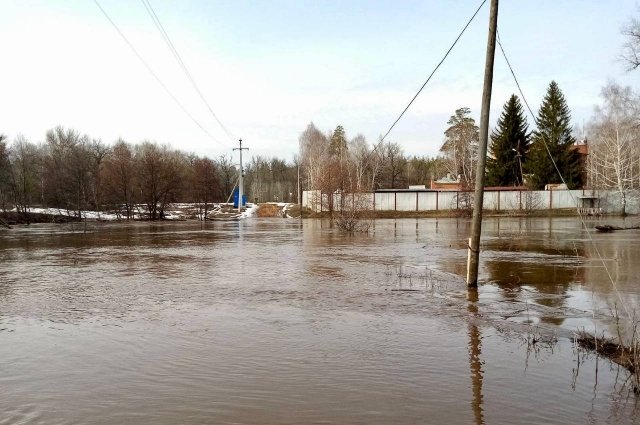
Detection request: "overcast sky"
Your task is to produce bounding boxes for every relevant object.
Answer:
[2,0,640,162]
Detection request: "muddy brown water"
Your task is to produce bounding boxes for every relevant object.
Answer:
[1,217,640,424]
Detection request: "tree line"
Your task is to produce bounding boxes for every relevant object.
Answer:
[297,80,587,198]
[2,80,638,219]
[298,123,443,197]
[438,81,585,191]
[0,128,301,219]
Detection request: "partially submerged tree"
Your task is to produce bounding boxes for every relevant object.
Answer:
[43,126,93,216]
[587,82,640,215]
[0,134,11,212]
[88,139,110,216]
[7,135,40,215]
[190,156,220,218]
[486,95,530,187]
[101,139,136,219]
[525,81,583,189]
[135,142,185,219]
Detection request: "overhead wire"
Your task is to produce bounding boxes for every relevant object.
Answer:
[140,0,237,143]
[496,30,633,324]
[379,0,488,143]
[93,0,230,149]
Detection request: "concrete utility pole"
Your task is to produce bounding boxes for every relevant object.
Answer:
[466,0,499,287]
[233,139,249,211]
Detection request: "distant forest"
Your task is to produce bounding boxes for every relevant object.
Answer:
[1,81,639,218]
[0,125,441,219]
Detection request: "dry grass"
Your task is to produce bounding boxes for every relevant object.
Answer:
[575,326,640,394]
[286,205,313,218]
[575,331,637,373]
[256,203,283,218]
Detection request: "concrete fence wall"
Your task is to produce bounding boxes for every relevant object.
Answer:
[302,189,638,214]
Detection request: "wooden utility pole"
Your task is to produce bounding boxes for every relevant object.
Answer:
[467,0,499,287]
[297,161,301,206]
[233,139,249,211]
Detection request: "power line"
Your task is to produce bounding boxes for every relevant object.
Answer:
[496,30,633,323]
[380,0,488,142]
[93,0,230,149]
[140,0,236,142]
[495,30,567,191]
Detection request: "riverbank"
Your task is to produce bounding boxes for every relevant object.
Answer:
[0,204,631,225]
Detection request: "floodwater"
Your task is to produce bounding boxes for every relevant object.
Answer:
[1,217,639,424]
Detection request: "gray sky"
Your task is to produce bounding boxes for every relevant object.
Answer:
[2,0,640,162]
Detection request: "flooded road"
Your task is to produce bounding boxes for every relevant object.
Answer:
[1,217,639,424]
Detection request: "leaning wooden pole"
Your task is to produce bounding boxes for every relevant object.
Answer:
[466,0,499,287]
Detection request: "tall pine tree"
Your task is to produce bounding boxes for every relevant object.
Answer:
[486,94,530,187]
[525,81,583,189]
[329,125,347,158]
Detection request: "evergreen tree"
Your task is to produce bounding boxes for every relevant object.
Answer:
[329,125,347,158]
[525,81,583,189]
[486,95,530,187]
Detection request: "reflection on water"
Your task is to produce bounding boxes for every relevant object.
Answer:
[467,289,484,425]
[1,217,640,424]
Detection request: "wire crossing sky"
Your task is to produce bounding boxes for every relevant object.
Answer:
[139,0,237,143]
[380,0,487,142]
[1,0,640,160]
[93,0,231,150]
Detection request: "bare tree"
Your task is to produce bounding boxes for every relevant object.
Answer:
[43,126,92,216]
[298,122,328,194]
[379,141,407,189]
[0,134,9,212]
[587,82,640,215]
[216,154,236,201]
[7,135,39,215]
[368,138,385,191]
[347,134,369,192]
[101,139,136,219]
[135,142,185,219]
[622,12,640,70]
[88,139,109,215]
[191,157,220,218]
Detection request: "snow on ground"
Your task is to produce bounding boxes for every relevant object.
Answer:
[17,207,121,221]
[241,203,258,218]
[10,203,264,221]
[281,203,295,218]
